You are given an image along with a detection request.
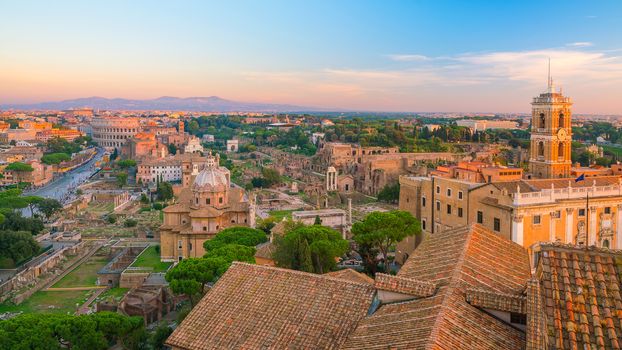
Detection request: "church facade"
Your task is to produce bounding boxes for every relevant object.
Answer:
[159,153,255,262]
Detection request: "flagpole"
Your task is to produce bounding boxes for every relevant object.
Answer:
[585,191,589,250]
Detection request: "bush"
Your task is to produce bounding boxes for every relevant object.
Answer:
[152,202,163,210]
[124,218,138,227]
[107,214,117,224]
[155,245,160,253]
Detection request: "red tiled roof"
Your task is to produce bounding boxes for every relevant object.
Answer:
[166,262,375,350]
[342,224,531,350]
[531,243,622,349]
[325,268,375,285]
[374,273,436,297]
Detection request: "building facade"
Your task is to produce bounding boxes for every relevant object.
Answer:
[159,153,254,261]
[91,116,141,150]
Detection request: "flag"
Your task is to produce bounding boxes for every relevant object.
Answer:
[575,174,585,183]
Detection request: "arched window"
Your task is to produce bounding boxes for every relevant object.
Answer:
[558,113,564,128]
[558,143,564,158]
[538,141,545,156]
[539,113,546,128]
[603,239,610,248]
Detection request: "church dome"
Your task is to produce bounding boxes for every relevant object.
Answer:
[193,167,228,190]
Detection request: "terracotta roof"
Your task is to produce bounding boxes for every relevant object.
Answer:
[188,206,222,218]
[253,242,275,260]
[492,176,622,194]
[166,262,375,350]
[342,224,531,350]
[374,273,436,297]
[530,243,622,349]
[325,268,375,285]
[162,203,189,213]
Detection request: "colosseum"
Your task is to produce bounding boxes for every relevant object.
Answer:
[91,116,141,150]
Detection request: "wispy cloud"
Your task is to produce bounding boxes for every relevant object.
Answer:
[240,47,622,112]
[567,42,593,47]
[387,54,431,62]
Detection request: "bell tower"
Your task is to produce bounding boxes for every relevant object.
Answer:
[529,61,573,178]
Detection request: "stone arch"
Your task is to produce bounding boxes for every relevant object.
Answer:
[558,113,564,128]
[539,113,546,128]
[558,142,564,158]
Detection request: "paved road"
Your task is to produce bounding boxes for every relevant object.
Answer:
[23,147,105,215]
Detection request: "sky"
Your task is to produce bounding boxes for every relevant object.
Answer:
[1,0,622,113]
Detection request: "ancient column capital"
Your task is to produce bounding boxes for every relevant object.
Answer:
[565,207,574,214]
[512,214,524,223]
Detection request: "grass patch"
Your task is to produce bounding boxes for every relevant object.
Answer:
[602,145,622,158]
[52,255,109,288]
[96,287,129,302]
[0,290,91,314]
[268,209,296,221]
[130,246,171,272]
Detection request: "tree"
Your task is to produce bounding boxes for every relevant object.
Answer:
[273,225,349,274]
[377,183,400,203]
[203,243,256,263]
[203,227,267,251]
[110,148,118,161]
[124,218,138,227]
[0,312,144,350]
[116,159,137,169]
[140,193,149,204]
[150,323,173,350]
[23,195,43,217]
[0,230,40,268]
[5,162,34,172]
[314,215,322,225]
[351,210,421,274]
[156,182,174,201]
[41,152,71,165]
[168,143,177,155]
[116,172,128,187]
[36,198,62,221]
[0,212,45,235]
[165,257,229,306]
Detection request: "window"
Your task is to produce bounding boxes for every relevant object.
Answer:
[436,186,440,194]
[458,207,463,218]
[219,197,223,204]
[447,188,452,197]
[579,209,586,217]
[422,197,426,207]
[533,215,541,224]
[477,211,483,224]
[511,312,527,325]
[422,219,427,231]
[494,218,501,232]
[203,226,207,231]
[178,240,182,249]
[458,191,463,200]
[447,204,452,214]
[436,201,440,211]
[207,198,211,205]
[605,207,611,214]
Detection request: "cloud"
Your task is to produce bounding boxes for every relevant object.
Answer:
[239,47,622,112]
[387,54,431,62]
[567,42,593,47]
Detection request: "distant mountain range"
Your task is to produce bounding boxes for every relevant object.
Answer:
[0,96,330,112]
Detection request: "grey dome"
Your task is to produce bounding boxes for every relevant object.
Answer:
[193,168,228,189]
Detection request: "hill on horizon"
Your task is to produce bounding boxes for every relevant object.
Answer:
[0,96,333,112]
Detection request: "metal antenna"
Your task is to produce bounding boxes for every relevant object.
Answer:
[548,57,551,88]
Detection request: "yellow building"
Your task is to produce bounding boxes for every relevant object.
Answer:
[159,153,255,262]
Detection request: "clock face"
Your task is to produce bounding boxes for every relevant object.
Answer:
[558,128,567,139]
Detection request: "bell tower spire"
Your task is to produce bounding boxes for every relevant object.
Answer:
[529,60,572,179]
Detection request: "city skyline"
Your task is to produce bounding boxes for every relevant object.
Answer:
[2,0,622,113]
